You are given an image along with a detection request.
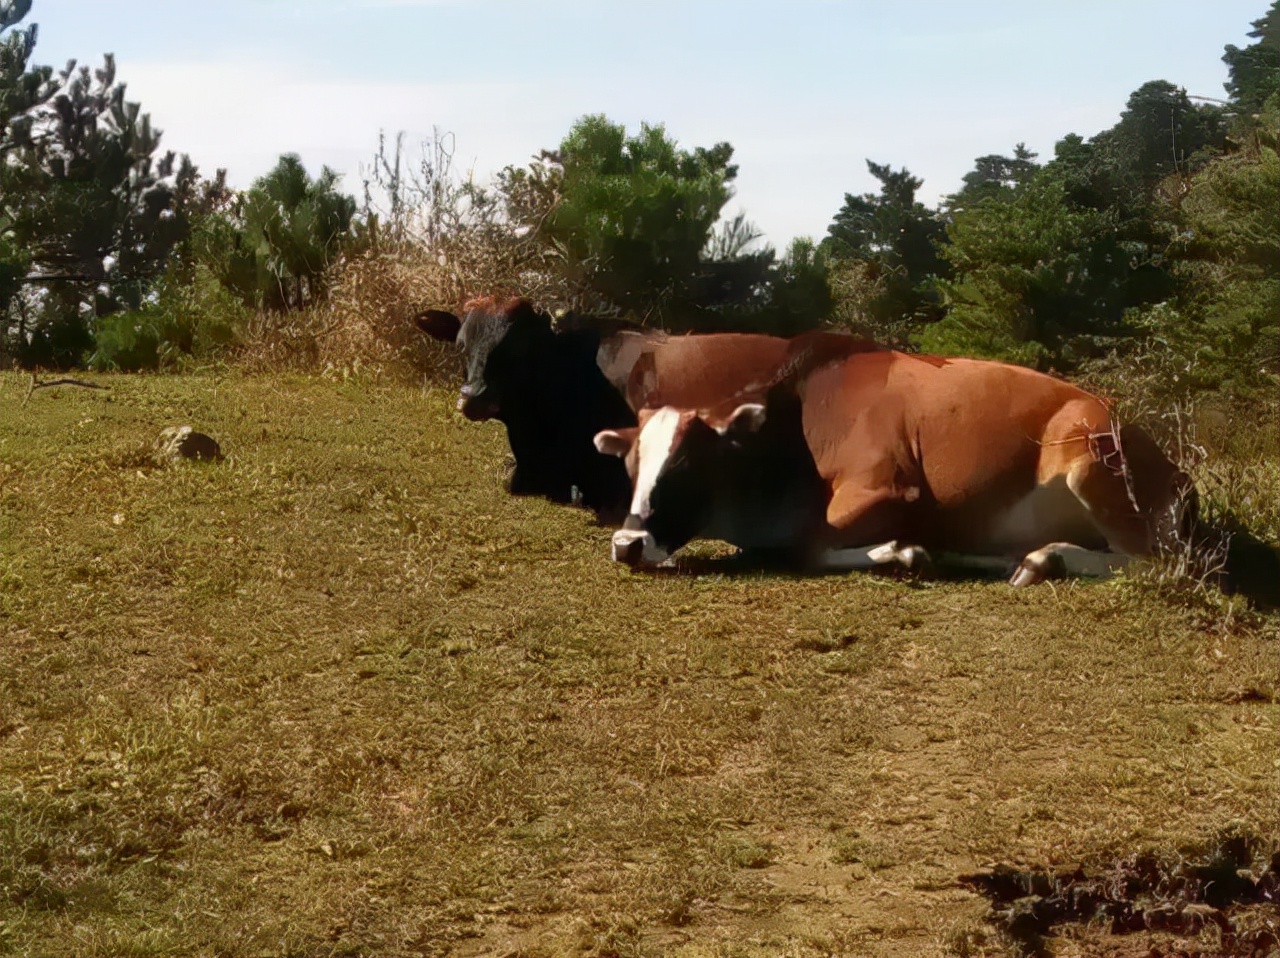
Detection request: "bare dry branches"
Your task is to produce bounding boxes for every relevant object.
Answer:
[22,375,110,406]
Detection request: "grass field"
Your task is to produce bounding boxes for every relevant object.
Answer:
[1,371,1277,957]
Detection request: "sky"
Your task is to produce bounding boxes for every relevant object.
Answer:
[24,0,1267,249]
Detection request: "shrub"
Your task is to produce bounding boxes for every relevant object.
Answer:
[87,266,244,371]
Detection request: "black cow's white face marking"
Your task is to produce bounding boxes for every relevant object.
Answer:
[605,407,684,566]
[418,303,552,423]
[628,407,683,524]
[451,309,517,421]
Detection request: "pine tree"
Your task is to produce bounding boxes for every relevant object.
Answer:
[0,0,55,321]
[0,0,55,147]
[208,154,357,312]
[1092,81,1227,207]
[1223,1,1280,114]
[2,11,202,367]
[921,174,1127,368]
[948,144,1039,209]
[504,115,788,329]
[821,161,949,337]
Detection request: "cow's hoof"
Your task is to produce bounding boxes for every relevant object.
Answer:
[899,545,934,575]
[615,536,646,567]
[1009,562,1045,588]
[866,540,933,575]
[1010,551,1065,587]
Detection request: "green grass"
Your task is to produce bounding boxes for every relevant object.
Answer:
[1,371,1276,957]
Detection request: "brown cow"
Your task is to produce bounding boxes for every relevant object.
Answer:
[594,332,1201,586]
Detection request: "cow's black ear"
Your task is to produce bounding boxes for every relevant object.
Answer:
[415,309,462,343]
[507,299,553,332]
[719,403,767,437]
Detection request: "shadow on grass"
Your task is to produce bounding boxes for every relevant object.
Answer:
[621,547,1018,586]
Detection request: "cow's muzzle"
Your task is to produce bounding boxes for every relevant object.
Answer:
[457,384,498,421]
[611,528,669,568]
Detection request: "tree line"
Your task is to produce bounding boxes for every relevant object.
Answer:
[1,0,1276,396]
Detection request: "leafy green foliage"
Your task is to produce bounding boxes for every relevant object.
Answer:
[0,3,1273,381]
[87,265,244,371]
[1127,99,1280,395]
[501,115,825,332]
[949,144,1039,208]
[0,0,55,153]
[18,58,196,294]
[1,35,203,368]
[0,0,47,318]
[1091,81,1227,211]
[922,177,1125,367]
[530,115,738,319]
[208,154,358,312]
[748,237,835,337]
[0,229,27,312]
[919,81,1229,370]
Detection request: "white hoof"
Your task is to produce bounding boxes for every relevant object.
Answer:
[1009,562,1045,588]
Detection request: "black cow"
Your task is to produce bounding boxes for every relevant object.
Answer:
[416,297,644,521]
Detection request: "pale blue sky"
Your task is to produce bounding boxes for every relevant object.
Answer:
[26,1,1266,247]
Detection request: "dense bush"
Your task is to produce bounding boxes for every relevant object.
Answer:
[86,267,244,371]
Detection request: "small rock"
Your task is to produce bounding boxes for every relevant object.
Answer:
[153,426,223,465]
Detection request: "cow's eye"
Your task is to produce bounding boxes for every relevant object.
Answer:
[652,465,698,512]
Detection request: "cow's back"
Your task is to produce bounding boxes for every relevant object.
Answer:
[628,333,792,411]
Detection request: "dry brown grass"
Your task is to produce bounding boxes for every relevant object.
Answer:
[230,241,614,386]
[232,130,617,386]
[1,371,1277,957]
[229,247,456,383]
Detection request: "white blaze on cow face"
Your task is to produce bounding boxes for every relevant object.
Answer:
[628,407,684,522]
[596,407,687,567]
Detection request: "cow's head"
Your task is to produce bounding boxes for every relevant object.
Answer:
[415,297,553,422]
[594,402,768,567]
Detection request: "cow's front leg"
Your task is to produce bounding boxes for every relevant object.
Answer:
[818,479,928,574]
[817,540,934,574]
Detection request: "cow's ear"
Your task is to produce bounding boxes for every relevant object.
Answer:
[594,429,634,458]
[414,309,462,343]
[718,403,767,437]
[506,299,553,332]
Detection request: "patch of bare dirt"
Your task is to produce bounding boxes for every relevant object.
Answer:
[454,827,988,957]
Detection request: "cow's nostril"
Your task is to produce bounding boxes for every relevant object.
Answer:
[612,533,647,565]
[623,537,645,567]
